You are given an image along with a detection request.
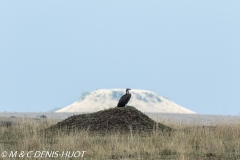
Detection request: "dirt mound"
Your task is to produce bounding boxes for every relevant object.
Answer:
[45,106,172,134]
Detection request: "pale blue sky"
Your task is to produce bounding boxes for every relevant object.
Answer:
[0,1,240,115]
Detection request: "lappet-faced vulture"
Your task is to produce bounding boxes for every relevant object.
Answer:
[117,88,131,107]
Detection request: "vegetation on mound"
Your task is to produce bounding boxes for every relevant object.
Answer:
[45,106,172,134]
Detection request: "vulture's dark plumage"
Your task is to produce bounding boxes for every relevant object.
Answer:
[117,88,131,107]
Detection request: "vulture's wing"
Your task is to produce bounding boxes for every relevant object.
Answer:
[117,95,125,107]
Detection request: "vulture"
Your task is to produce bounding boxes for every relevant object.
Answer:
[117,88,131,107]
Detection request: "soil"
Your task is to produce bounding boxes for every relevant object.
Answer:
[45,106,172,135]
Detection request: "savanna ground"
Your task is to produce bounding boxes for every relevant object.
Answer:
[1,117,240,160]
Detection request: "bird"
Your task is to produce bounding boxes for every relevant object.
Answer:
[117,88,131,107]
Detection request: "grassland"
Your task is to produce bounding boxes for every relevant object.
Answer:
[1,112,240,159]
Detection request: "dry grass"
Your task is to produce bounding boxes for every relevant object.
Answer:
[1,118,240,160]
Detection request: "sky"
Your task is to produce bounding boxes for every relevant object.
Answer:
[0,1,240,115]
